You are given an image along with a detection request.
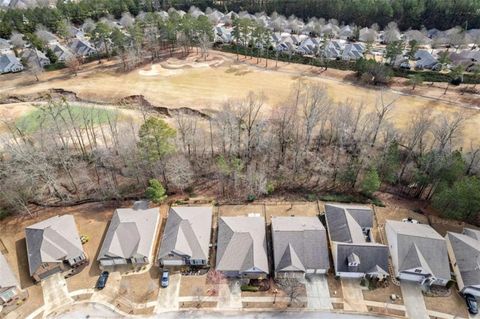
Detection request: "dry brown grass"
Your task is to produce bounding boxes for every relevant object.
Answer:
[1,51,480,148]
[424,291,469,318]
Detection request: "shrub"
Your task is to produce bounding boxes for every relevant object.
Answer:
[306,193,317,202]
[266,181,275,195]
[247,194,256,202]
[241,285,259,292]
[145,179,168,203]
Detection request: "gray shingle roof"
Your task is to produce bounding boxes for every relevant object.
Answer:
[272,216,330,273]
[25,215,84,276]
[97,207,159,261]
[0,53,22,72]
[0,253,19,289]
[216,216,268,274]
[464,228,480,241]
[446,231,480,290]
[325,203,373,243]
[334,243,389,275]
[158,206,212,261]
[386,220,450,280]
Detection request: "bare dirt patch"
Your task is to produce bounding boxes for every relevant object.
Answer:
[362,281,403,305]
[424,291,469,318]
[118,267,160,304]
[264,202,320,224]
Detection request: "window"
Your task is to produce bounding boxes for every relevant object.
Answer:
[414,269,422,273]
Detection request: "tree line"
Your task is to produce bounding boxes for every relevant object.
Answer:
[1,84,479,224]
[2,0,480,39]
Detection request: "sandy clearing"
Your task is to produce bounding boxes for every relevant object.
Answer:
[1,52,480,148]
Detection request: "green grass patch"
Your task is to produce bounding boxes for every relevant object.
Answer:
[241,285,259,292]
[16,104,120,134]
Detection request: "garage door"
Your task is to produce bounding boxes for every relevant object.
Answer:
[162,259,184,266]
[399,272,425,282]
[38,267,62,280]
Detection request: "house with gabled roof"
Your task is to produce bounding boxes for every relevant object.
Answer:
[69,37,97,57]
[0,53,23,74]
[158,206,212,267]
[325,203,389,279]
[25,215,88,282]
[98,206,160,268]
[386,220,450,287]
[272,216,330,278]
[21,48,50,67]
[0,253,23,306]
[0,38,12,53]
[342,43,364,60]
[414,50,440,70]
[216,216,269,279]
[446,228,480,296]
[339,25,354,40]
[49,43,73,62]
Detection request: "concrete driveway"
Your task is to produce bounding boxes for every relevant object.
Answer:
[41,272,73,313]
[217,279,242,310]
[400,281,429,319]
[91,271,122,303]
[301,275,332,310]
[341,279,367,312]
[155,273,181,313]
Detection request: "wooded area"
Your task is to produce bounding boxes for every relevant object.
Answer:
[1,86,479,224]
[1,0,480,39]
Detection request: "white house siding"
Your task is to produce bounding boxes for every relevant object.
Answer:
[162,259,185,266]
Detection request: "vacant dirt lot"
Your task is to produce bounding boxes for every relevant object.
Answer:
[1,51,480,148]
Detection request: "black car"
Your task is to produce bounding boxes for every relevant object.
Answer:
[465,294,478,315]
[96,271,109,290]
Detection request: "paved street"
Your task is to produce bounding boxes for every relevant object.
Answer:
[41,272,73,313]
[154,273,181,313]
[341,279,367,312]
[302,275,332,310]
[400,281,429,319]
[56,305,396,319]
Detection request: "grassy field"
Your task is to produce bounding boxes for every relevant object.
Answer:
[15,104,121,133]
[1,52,480,148]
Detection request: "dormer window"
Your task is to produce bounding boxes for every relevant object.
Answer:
[348,253,360,267]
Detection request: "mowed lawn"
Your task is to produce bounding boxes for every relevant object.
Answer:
[1,52,480,148]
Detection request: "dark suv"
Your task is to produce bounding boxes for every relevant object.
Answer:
[465,294,478,315]
[96,271,109,290]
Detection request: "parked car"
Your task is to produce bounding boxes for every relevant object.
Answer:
[96,271,109,290]
[161,270,169,288]
[465,294,478,315]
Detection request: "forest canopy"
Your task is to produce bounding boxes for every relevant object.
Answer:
[1,0,480,38]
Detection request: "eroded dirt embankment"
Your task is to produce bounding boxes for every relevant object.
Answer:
[0,88,211,119]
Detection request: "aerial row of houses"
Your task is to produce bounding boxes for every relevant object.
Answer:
[1,202,480,307]
[0,30,97,74]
